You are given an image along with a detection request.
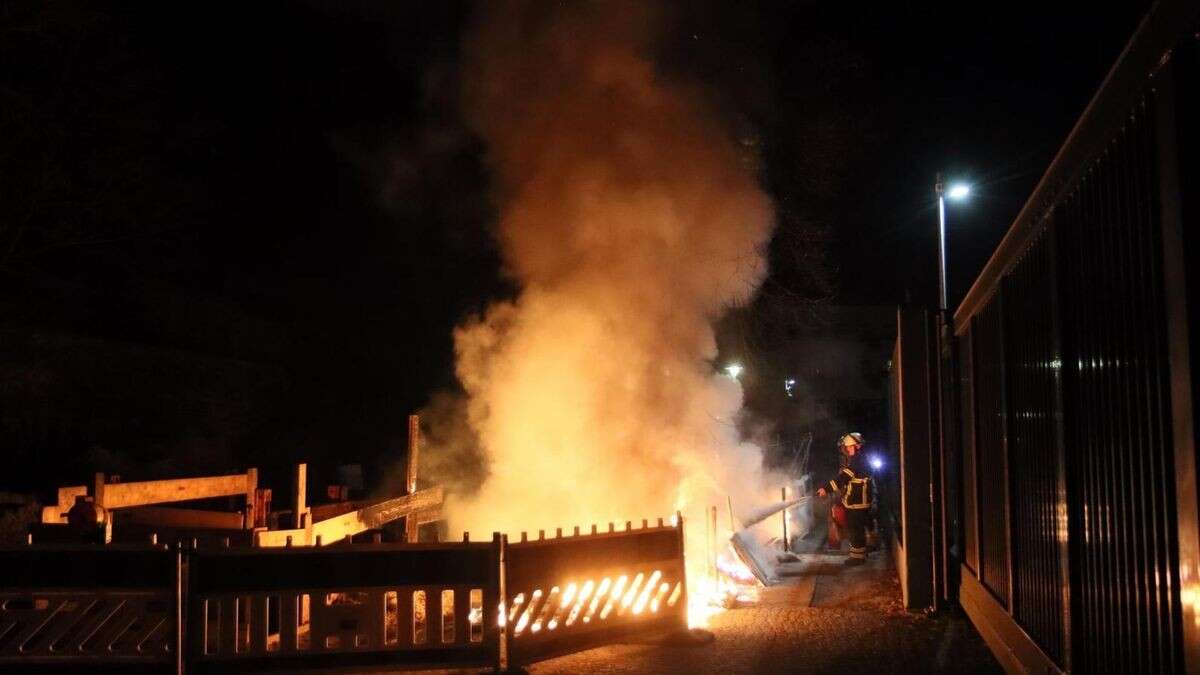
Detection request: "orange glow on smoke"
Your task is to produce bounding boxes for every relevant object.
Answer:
[436,1,780,628]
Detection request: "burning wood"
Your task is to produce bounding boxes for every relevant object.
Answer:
[691,494,813,617]
[729,495,810,586]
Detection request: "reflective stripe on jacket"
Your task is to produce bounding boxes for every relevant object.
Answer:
[829,461,873,510]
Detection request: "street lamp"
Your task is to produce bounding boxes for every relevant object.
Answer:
[935,175,971,312]
[724,363,744,379]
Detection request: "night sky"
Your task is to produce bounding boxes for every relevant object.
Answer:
[0,1,1150,492]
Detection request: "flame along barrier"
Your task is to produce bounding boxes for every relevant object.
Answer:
[504,515,688,665]
[0,515,688,673]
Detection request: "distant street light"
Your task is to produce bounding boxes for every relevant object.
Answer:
[935,175,972,312]
[724,363,744,379]
[947,183,971,200]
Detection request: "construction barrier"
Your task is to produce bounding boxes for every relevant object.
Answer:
[0,545,182,674]
[0,516,688,673]
[187,538,501,674]
[504,518,688,665]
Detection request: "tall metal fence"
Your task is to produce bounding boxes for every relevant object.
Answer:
[947,1,1200,672]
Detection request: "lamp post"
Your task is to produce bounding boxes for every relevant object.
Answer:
[934,174,971,312]
[932,173,970,614]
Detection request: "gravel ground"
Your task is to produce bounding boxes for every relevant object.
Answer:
[525,546,1002,675]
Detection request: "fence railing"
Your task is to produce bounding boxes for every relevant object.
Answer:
[945,0,1200,672]
[187,539,501,674]
[0,517,689,674]
[0,546,182,674]
[504,519,688,665]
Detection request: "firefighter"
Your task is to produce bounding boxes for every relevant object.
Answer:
[817,432,875,566]
[824,448,849,553]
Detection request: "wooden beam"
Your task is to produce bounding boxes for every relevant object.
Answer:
[256,527,308,548]
[94,473,112,542]
[94,472,106,506]
[309,499,370,523]
[244,468,258,529]
[116,506,247,531]
[42,486,87,523]
[312,486,443,545]
[407,508,443,543]
[98,473,254,510]
[253,489,272,529]
[294,463,308,529]
[407,415,420,494]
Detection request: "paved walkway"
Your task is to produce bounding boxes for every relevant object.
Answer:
[525,545,1001,674]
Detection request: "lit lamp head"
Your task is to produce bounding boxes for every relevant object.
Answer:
[724,363,744,379]
[947,183,971,200]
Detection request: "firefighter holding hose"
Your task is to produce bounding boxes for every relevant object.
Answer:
[817,432,875,566]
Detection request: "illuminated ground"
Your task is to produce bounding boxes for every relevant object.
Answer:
[521,549,1002,675]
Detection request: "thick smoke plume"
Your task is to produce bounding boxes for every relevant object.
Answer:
[447,1,776,539]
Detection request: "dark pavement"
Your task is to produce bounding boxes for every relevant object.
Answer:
[525,543,1002,675]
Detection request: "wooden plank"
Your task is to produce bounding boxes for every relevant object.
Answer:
[117,506,246,531]
[255,527,308,548]
[100,474,252,510]
[409,509,443,543]
[244,469,257,530]
[294,463,308,529]
[311,487,444,545]
[309,500,370,523]
[253,489,271,529]
[406,516,420,544]
[407,415,420,494]
[94,473,106,507]
[45,486,87,522]
[40,506,63,524]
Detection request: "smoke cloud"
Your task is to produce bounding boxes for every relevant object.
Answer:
[444,0,777,540]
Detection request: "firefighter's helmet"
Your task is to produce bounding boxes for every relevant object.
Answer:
[839,432,864,454]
